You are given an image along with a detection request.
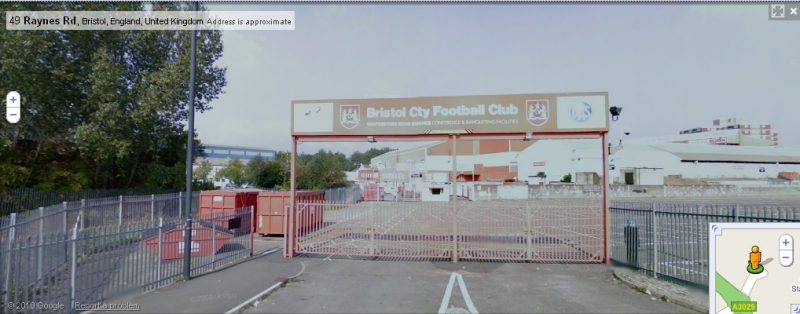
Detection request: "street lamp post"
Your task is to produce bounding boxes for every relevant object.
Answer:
[183,1,199,281]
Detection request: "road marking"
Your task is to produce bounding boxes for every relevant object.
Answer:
[456,273,479,314]
[439,272,457,314]
[439,272,479,314]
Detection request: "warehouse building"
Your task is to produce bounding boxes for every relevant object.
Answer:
[194,144,276,188]
[369,138,800,186]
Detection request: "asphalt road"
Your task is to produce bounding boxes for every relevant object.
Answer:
[243,258,695,313]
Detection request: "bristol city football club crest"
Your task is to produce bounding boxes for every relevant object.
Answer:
[526,100,549,126]
[340,105,360,129]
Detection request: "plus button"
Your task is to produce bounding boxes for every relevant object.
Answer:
[784,239,790,247]
[9,97,16,104]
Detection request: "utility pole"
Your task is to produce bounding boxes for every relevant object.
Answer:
[183,1,199,281]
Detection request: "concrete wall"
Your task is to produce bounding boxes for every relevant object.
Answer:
[468,184,800,200]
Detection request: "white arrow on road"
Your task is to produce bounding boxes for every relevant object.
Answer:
[439,272,479,314]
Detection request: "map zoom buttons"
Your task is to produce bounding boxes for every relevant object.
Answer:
[780,234,794,250]
[780,250,794,267]
[790,304,800,314]
[6,91,20,124]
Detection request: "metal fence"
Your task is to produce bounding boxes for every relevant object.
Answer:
[0,208,254,313]
[1,192,201,242]
[322,186,362,203]
[609,200,800,288]
[0,189,180,216]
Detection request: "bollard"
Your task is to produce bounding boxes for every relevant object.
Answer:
[624,219,640,267]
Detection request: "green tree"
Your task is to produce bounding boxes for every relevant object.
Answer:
[194,160,213,181]
[562,174,572,183]
[0,2,226,191]
[246,155,267,185]
[255,162,284,189]
[348,147,396,170]
[215,159,247,187]
[273,151,291,188]
[299,149,348,189]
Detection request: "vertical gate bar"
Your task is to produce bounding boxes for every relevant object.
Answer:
[63,203,69,264]
[212,212,217,270]
[526,202,532,261]
[283,205,289,257]
[652,202,658,279]
[451,135,458,264]
[179,192,183,219]
[151,194,156,224]
[734,204,739,222]
[250,205,255,257]
[369,201,375,256]
[80,199,86,230]
[37,207,44,284]
[157,218,163,286]
[69,226,77,312]
[3,213,16,308]
[119,195,124,226]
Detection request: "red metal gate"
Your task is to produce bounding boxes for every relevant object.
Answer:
[286,198,604,263]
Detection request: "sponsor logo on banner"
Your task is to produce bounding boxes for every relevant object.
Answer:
[525,100,549,126]
[340,105,360,129]
[534,162,545,167]
[556,95,607,129]
[759,167,766,173]
[570,102,593,123]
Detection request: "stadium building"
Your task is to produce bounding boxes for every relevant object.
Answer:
[194,144,276,188]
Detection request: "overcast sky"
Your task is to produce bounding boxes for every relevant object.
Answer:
[196,4,800,155]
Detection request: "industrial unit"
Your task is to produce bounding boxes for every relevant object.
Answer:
[366,132,800,192]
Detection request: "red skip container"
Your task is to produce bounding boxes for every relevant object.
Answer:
[256,190,325,236]
[142,221,234,260]
[198,189,259,234]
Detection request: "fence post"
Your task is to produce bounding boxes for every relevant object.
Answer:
[151,194,155,224]
[69,225,78,312]
[118,195,124,226]
[157,217,163,286]
[211,212,217,270]
[369,201,375,256]
[250,205,255,257]
[526,201,532,261]
[3,213,17,308]
[734,204,739,222]
[652,202,658,279]
[80,199,86,230]
[37,207,44,284]
[178,192,183,219]
[63,202,69,264]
